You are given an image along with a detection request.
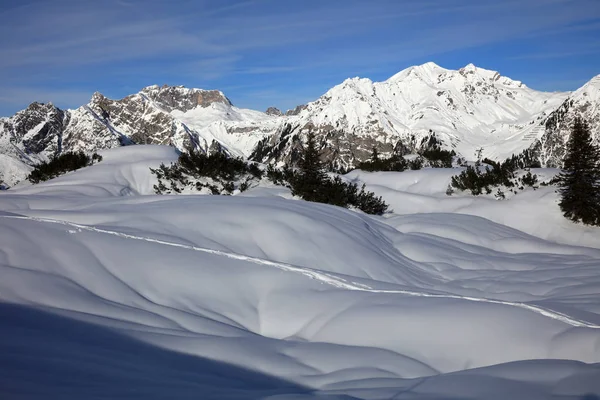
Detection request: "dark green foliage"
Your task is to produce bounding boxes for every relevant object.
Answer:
[265,164,294,185]
[292,132,329,201]
[357,135,453,172]
[557,117,600,225]
[409,158,423,170]
[521,171,538,187]
[500,150,542,170]
[357,148,408,172]
[417,133,454,168]
[152,136,388,215]
[250,123,295,162]
[28,151,101,183]
[451,162,515,195]
[450,151,541,196]
[420,148,454,168]
[177,151,263,181]
[151,151,264,194]
[450,165,488,195]
[278,134,389,215]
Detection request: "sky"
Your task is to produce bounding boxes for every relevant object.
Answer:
[0,0,599,116]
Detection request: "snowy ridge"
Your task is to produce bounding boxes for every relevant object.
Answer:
[250,62,572,169]
[0,85,277,185]
[1,63,600,185]
[532,73,600,167]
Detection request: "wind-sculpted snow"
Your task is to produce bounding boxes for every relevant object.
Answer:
[1,147,600,399]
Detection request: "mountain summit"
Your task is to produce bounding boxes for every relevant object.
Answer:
[1,63,599,185]
[251,63,569,168]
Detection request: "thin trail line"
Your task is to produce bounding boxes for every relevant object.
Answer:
[2,214,599,329]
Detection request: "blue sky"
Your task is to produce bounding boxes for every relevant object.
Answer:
[0,0,599,116]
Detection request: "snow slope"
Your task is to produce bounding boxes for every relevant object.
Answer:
[1,146,600,399]
[252,63,569,169]
[64,86,275,158]
[532,74,600,167]
[0,85,276,186]
[1,63,598,186]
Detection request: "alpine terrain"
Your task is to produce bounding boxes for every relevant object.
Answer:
[2,63,600,186]
[1,145,600,399]
[1,60,600,399]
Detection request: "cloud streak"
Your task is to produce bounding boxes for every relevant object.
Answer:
[0,0,598,115]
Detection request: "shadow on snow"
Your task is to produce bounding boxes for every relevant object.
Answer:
[0,302,349,399]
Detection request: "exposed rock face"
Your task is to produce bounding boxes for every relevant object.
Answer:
[250,63,568,170]
[141,85,232,112]
[1,64,599,186]
[528,75,600,167]
[0,85,243,157]
[285,104,308,116]
[0,85,266,185]
[265,107,283,116]
[0,102,66,162]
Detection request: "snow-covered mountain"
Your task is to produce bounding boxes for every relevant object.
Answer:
[2,63,599,185]
[0,85,276,185]
[530,74,600,167]
[251,62,569,169]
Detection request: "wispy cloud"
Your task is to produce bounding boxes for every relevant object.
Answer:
[0,0,598,115]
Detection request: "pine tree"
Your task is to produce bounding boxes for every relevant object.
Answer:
[293,132,327,201]
[557,117,600,225]
[284,132,388,214]
[370,147,379,163]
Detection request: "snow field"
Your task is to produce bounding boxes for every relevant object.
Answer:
[1,146,599,399]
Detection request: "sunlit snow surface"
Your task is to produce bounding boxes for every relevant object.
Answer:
[2,146,600,399]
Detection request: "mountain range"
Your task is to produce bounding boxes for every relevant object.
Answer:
[1,62,599,186]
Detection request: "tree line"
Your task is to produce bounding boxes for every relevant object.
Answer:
[19,117,600,225]
[151,133,389,215]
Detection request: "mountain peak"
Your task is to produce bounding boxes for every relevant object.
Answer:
[387,62,448,82]
[461,63,477,72]
[139,85,232,112]
[418,61,445,71]
[570,74,600,102]
[584,74,600,88]
[265,107,282,116]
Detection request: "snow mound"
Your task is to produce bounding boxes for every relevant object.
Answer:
[10,145,179,197]
[0,153,31,187]
[1,148,600,399]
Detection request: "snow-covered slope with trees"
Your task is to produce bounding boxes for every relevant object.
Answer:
[531,74,600,167]
[1,146,600,399]
[2,63,600,186]
[0,85,276,184]
[251,63,569,169]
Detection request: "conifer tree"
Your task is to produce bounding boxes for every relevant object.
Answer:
[293,132,326,201]
[557,117,600,225]
[370,147,379,163]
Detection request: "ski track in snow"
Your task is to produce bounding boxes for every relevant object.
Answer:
[3,214,599,330]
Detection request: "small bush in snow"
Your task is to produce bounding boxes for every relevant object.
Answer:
[151,151,263,195]
[357,148,408,172]
[28,151,102,183]
[450,155,539,196]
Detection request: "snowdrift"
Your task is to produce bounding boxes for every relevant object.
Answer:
[1,146,599,399]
